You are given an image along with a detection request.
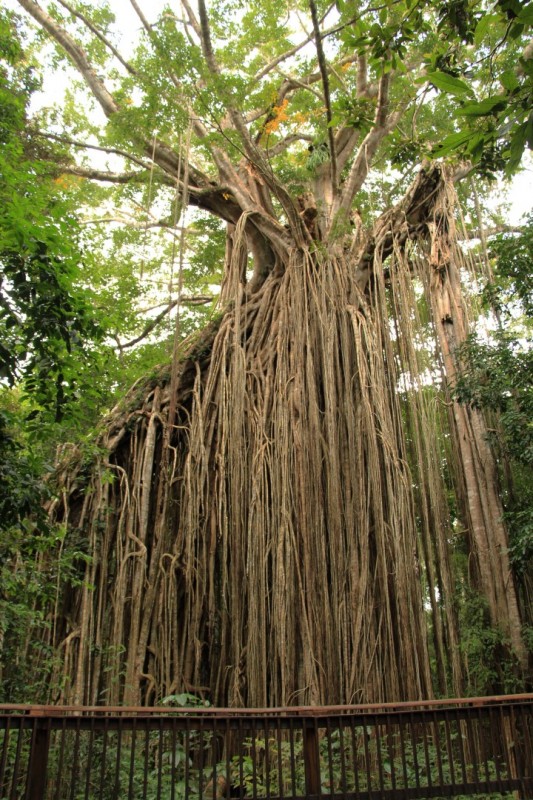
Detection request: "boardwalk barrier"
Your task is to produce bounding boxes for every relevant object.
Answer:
[1,695,532,799]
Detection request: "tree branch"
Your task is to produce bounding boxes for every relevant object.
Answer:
[79,216,195,235]
[196,0,219,77]
[195,0,309,248]
[128,0,153,35]
[116,295,213,350]
[356,54,368,97]
[253,3,336,82]
[179,0,202,41]
[265,133,315,156]
[16,2,217,191]
[336,69,403,216]
[54,165,155,183]
[55,0,137,76]
[35,131,151,170]
[16,0,119,116]
[308,0,337,191]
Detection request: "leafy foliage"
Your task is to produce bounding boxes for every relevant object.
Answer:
[431,1,533,176]
[0,10,103,423]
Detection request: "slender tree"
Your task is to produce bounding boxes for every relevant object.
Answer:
[9,0,532,706]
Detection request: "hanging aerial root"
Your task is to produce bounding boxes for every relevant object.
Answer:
[33,164,525,707]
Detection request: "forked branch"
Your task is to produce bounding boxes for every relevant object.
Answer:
[55,0,137,76]
[308,0,337,191]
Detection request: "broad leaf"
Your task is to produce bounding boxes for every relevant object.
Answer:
[427,71,475,97]
[458,96,509,117]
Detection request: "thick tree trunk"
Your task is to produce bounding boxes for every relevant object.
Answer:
[426,198,527,674]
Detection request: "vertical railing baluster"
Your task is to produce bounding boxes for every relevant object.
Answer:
[264,717,271,800]
[303,718,320,799]
[384,713,396,794]
[156,716,164,800]
[142,719,149,800]
[431,710,444,792]
[288,717,297,797]
[199,722,205,800]
[98,716,109,800]
[362,715,372,793]
[10,716,25,800]
[520,702,533,793]
[26,716,51,800]
[84,716,95,800]
[338,718,348,799]
[0,716,12,798]
[443,709,455,787]
[325,716,334,795]
[488,705,504,794]
[408,713,420,793]
[226,718,232,800]
[184,718,191,797]
[349,717,360,796]
[374,717,385,795]
[113,716,123,800]
[463,704,479,789]
[477,706,490,787]
[454,708,468,788]
[275,717,283,798]
[127,717,137,800]
[170,717,177,800]
[251,718,258,799]
[420,710,432,791]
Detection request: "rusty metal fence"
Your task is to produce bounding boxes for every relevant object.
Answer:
[1,695,532,799]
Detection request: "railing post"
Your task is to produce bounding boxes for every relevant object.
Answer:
[26,716,50,800]
[303,719,320,798]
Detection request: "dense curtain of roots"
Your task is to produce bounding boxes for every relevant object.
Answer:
[40,174,526,708]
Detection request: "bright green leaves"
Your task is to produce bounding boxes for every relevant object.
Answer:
[0,173,104,422]
[426,1,533,176]
[426,71,474,97]
[330,95,375,131]
[0,11,39,146]
[0,13,104,425]
[340,1,429,68]
[0,405,50,533]
[484,215,533,320]
[437,0,481,43]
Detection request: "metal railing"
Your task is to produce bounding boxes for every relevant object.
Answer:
[1,695,532,799]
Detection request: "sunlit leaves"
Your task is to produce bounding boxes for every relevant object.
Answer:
[426,71,474,97]
[427,1,533,175]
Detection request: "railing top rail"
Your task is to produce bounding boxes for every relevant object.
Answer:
[1,693,532,718]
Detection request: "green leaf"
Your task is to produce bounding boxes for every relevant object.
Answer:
[517,3,533,25]
[427,71,475,97]
[431,129,475,158]
[474,14,500,46]
[466,132,486,159]
[458,96,509,117]
[500,70,520,92]
[507,120,529,173]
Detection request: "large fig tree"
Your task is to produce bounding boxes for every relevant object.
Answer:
[10,0,532,706]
